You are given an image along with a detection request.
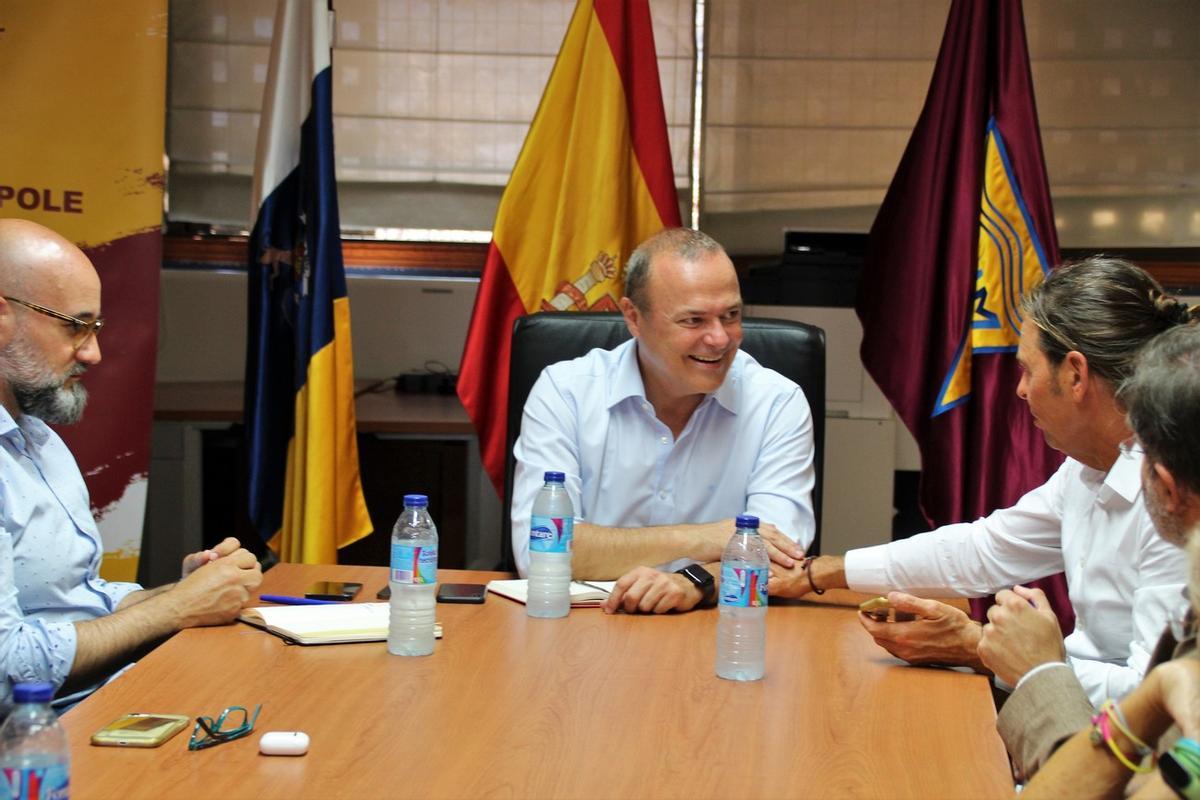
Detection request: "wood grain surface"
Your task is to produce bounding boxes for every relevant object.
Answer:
[61,564,1013,799]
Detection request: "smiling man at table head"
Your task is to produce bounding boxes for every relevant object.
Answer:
[771,256,1191,707]
[0,218,262,714]
[510,228,814,614]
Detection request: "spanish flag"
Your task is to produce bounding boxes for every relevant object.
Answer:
[856,0,1070,627]
[458,0,682,494]
[244,0,372,563]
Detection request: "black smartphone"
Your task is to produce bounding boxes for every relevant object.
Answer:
[376,585,391,600]
[304,581,362,601]
[436,583,487,604]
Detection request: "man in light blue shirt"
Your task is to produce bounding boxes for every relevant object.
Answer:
[0,219,262,713]
[512,229,813,614]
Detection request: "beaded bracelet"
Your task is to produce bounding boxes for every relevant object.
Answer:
[1089,699,1154,774]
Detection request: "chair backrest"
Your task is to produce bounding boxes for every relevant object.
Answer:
[501,311,825,570]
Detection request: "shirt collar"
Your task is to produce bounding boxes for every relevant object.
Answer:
[1095,448,1144,507]
[0,405,51,448]
[607,340,742,414]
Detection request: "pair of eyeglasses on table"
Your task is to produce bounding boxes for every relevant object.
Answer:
[187,704,262,751]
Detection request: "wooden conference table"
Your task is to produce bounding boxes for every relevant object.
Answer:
[63,564,1013,799]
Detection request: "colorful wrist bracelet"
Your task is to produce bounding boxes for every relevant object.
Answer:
[1089,700,1154,774]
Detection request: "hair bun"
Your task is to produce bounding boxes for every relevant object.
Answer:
[1154,294,1194,326]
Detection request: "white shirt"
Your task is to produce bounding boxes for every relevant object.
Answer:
[511,339,816,576]
[845,452,1187,706]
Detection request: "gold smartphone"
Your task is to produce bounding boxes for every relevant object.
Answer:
[90,713,191,748]
[858,596,916,622]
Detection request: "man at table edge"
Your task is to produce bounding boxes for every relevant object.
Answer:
[510,228,814,614]
[981,322,1200,780]
[0,219,263,713]
[770,256,1191,707]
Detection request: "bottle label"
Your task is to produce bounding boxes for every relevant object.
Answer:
[1,764,69,800]
[390,544,437,584]
[720,565,768,608]
[529,515,572,553]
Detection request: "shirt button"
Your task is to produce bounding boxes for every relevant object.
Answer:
[659,490,668,499]
[659,436,669,445]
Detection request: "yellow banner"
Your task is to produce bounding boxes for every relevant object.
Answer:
[0,2,167,581]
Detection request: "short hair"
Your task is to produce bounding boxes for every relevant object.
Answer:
[1024,256,1197,386]
[623,228,725,311]
[1119,323,1200,496]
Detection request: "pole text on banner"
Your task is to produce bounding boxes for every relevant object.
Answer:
[0,186,83,213]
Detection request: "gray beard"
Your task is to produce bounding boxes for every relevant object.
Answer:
[1,333,89,425]
[13,377,87,425]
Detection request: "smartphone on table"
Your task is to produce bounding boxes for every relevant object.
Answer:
[436,583,487,604]
[91,713,191,748]
[304,581,362,601]
[858,596,917,622]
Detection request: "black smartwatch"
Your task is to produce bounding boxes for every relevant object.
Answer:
[675,564,716,608]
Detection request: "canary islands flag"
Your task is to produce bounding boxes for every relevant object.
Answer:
[245,0,372,563]
[458,0,682,495]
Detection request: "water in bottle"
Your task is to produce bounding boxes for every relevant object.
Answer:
[716,514,769,681]
[527,471,573,618]
[0,682,69,800]
[388,494,438,656]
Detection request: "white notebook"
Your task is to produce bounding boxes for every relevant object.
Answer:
[239,602,442,645]
[486,580,616,607]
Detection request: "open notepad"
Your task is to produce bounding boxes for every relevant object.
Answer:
[239,602,443,645]
[486,580,616,607]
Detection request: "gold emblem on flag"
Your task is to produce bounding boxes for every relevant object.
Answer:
[540,250,621,312]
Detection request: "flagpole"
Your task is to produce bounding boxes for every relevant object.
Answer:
[688,0,706,229]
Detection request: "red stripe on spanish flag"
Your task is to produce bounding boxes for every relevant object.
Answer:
[458,0,682,494]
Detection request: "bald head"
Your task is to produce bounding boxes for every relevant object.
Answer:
[0,219,97,300]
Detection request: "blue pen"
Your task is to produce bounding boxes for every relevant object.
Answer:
[258,594,340,606]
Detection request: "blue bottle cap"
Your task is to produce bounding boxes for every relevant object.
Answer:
[735,514,760,529]
[543,471,565,483]
[12,682,54,703]
[403,494,429,507]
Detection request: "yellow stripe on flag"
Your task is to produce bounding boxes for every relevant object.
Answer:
[270,297,371,564]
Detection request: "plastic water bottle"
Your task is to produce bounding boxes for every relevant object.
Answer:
[716,514,769,681]
[527,471,573,618]
[0,682,69,800]
[388,494,438,656]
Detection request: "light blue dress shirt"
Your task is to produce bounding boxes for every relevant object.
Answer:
[0,406,140,713]
[511,339,816,576]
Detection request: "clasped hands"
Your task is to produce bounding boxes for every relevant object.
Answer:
[601,520,804,615]
[174,537,264,627]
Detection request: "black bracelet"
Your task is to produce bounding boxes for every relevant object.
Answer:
[803,556,825,595]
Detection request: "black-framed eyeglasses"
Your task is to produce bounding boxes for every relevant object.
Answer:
[3,296,104,350]
[1118,437,1144,459]
[188,704,262,751]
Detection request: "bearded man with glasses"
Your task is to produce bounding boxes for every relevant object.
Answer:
[0,219,262,716]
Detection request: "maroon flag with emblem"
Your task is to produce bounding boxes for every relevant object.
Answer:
[856,0,1072,627]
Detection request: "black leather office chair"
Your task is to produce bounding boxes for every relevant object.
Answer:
[501,311,825,570]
